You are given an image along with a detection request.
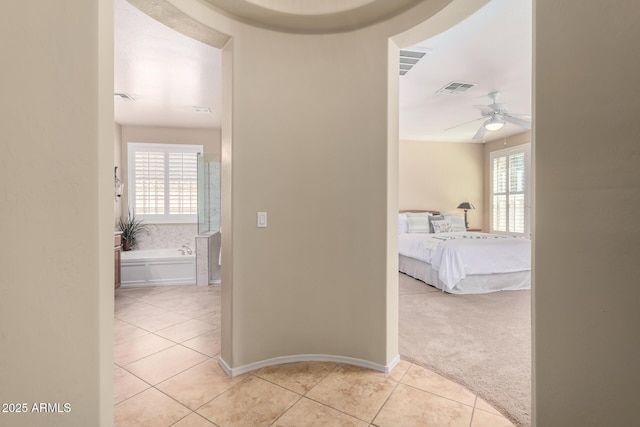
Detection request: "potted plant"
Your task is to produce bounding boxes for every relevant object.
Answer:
[116,208,151,251]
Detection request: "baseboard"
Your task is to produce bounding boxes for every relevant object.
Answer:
[218,353,401,377]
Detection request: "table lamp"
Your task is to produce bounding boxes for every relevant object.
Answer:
[457,202,475,230]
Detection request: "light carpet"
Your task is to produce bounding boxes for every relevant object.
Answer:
[398,272,531,427]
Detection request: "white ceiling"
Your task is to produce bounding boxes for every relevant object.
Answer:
[114,0,222,129]
[399,0,532,142]
[114,0,531,142]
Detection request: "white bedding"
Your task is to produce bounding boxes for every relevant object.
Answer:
[398,232,531,292]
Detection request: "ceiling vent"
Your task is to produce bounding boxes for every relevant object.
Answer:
[399,47,431,76]
[436,81,477,95]
[192,106,212,114]
[114,92,135,101]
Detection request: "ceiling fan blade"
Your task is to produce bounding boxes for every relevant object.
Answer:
[503,114,531,129]
[444,116,484,131]
[472,125,487,140]
[508,112,532,119]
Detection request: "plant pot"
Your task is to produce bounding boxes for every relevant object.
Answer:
[123,240,133,251]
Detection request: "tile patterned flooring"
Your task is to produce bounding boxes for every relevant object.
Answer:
[114,285,515,426]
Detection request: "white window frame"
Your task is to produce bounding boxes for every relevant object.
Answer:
[127,142,203,224]
[489,143,531,237]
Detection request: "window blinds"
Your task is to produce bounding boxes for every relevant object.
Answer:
[134,151,165,215]
[128,143,202,222]
[492,156,508,232]
[490,145,530,235]
[508,153,526,233]
[168,152,198,215]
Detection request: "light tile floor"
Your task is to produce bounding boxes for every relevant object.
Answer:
[114,285,515,427]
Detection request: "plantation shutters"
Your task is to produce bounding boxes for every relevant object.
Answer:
[168,152,198,215]
[133,150,165,215]
[490,144,530,236]
[128,143,202,223]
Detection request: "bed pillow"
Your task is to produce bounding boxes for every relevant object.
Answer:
[428,214,444,233]
[431,219,453,233]
[406,212,432,233]
[398,213,409,234]
[443,213,467,232]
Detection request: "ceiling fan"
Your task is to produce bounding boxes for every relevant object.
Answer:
[450,91,531,140]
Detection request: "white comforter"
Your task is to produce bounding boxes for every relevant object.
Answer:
[398,232,531,291]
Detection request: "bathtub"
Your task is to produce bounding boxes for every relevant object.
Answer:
[121,248,195,287]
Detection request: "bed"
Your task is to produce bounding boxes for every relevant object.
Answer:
[398,210,531,294]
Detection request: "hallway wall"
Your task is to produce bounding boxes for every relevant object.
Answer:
[534,2,640,425]
[0,0,114,425]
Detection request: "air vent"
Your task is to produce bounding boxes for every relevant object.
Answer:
[436,81,477,95]
[399,47,431,76]
[192,106,212,114]
[114,92,135,101]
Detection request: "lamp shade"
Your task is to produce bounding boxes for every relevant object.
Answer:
[457,202,475,210]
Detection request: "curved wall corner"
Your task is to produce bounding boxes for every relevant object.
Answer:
[219,354,401,377]
[141,0,487,374]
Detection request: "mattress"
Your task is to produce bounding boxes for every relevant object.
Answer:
[398,231,531,294]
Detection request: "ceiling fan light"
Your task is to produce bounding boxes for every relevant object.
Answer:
[485,122,504,131]
[484,116,505,131]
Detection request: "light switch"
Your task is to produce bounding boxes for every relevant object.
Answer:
[257,211,267,228]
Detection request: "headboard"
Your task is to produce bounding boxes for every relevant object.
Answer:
[399,209,440,215]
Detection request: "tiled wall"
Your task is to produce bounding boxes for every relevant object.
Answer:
[135,223,198,250]
[196,232,221,285]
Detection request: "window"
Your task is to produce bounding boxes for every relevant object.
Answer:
[490,144,531,236]
[128,143,202,223]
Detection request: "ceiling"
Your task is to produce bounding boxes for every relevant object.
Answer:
[114,0,531,142]
[114,0,223,129]
[199,0,424,33]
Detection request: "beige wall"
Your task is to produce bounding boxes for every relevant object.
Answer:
[118,125,221,220]
[399,140,484,229]
[534,2,640,426]
[0,0,113,425]
[221,26,397,369]
[482,131,531,232]
[120,124,220,156]
[170,0,488,371]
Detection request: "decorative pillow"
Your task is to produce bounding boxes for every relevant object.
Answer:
[398,213,409,235]
[431,219,453,233]
[443,213,467,232]
[428,215,444,233]
[406,212,432,233]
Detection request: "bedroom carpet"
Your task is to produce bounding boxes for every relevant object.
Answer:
[399,272,531,427]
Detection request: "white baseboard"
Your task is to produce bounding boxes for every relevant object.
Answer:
[218,353,401,377]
